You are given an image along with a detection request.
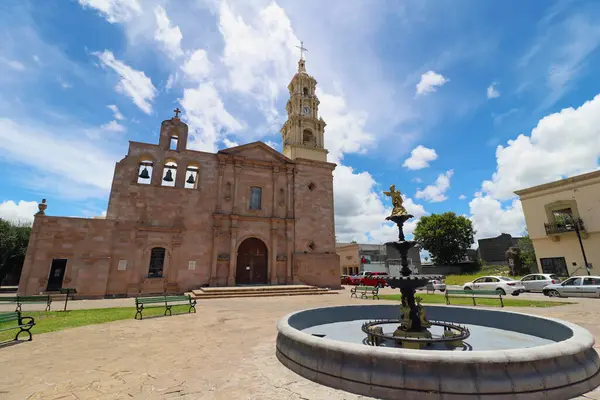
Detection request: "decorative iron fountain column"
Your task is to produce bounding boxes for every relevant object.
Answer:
[383,185,441,342]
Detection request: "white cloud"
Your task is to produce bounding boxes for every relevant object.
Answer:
[57,77,72,89]
[180,82,244,152]
[0,57,25,71]
[402,145,438,170]
[319,90,374,164]
[416,71,449,95]
[78,0,141,23]
[0,118,116,199]
[459,194,467,200]
[481,93,600,200]
[154,6,184,59]
[416,170,454,202]
[95,50,157,114]
[0,200,38,224]
[107,104,125,120]
[487,82,500,99]
[100,120,126,133]
[264,140,279,150]
[182,49,212,82]
[222,138,239,148]
[469,195,526,240]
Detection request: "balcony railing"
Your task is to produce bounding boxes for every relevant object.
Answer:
[544,218,585,235]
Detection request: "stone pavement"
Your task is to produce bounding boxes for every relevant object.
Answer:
[0,292,598,399]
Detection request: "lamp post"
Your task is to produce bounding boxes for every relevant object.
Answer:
[568,215,591,276]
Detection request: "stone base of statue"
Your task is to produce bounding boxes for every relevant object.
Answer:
[393,329,433,349]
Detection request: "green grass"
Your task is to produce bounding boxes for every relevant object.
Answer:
[0,305,191,342]
[379,294,568,308]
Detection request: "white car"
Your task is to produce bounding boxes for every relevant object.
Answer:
[462,275,525,296]
[519,273,562,292]
[426,279,446,292]
[542,276,600,298]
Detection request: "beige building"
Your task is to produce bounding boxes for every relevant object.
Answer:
[515,170,600,276]
[18,57,340,298]
[336,243,360,275]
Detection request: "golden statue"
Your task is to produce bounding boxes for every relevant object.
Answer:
[383,184,408,217]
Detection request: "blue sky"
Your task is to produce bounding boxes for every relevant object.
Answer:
[1,0,599,245]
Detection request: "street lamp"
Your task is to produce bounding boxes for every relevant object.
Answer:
[566,214,591,276]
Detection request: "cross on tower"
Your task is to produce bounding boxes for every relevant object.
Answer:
[296,41,307,60]
[173,108,181,118]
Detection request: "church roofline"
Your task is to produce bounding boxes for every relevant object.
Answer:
[218,141,293,163]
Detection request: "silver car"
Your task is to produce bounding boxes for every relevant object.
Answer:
[519,273,561,292]
[542,275,600,298]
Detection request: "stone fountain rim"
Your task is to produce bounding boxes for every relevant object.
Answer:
[277,303,595,363]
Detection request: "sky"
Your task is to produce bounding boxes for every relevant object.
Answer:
[1,0,600,248]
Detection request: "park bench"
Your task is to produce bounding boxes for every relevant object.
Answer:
[0,311,35,342]
[445,289,504,307]
[0,295,52,312]
[134,295,197,320]
[350,285,380,300]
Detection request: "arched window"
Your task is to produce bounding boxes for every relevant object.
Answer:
[184,165,199,189]
[162,161,177,187]
[137,160,153,184]
[303,129,316,146]
[148,247,166,278]
[303,87,309,96]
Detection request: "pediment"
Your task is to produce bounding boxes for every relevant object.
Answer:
[218,141,291,164]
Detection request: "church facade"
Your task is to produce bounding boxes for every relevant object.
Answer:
[18,58,340,298]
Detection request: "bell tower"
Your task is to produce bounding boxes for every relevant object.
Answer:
[281,50,328,162]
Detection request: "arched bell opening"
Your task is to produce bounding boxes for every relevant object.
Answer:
[162,161,177,187]
[303,129,316,146]
[137,160,153,184]
[184,165,199,189]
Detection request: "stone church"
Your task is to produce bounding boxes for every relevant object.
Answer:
[18,57,340,298]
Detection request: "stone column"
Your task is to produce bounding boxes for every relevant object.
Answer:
[216,161,225,213]
[270,221,278,284]
[210,227,219,286]
[272,165,279,217]
[232,161,242,214]
[286,219,294,283]
[227,226,238,286]
[174,165,186,188]
[18,208,45,295]
[151,162,163,185]
[286,168,294,218]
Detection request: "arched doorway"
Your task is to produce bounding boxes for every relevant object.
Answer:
[236,238,268,285]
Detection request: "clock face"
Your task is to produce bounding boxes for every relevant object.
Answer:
[303,106,311,115]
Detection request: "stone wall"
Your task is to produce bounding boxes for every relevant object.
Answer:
[292,252,340,289]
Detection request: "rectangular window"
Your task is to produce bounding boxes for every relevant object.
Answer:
[249,186,262,210]
[540,257,568,277]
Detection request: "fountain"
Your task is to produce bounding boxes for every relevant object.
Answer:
[276,184,600,399]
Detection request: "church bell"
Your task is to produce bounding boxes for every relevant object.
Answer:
[163,169,174,182]
[186,173,195,184]
[139,167,150,179]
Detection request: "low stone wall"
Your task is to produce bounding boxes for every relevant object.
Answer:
[276,304,600,399]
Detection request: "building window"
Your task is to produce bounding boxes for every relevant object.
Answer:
[249,187,262,210]
[148,247,166,278]
[552,208,573,224]
[184,166,199,189]
[303,129,316,146]
[540,257,568,277]
[170,136,178,151]
[162,162,177,187]
[303,87,309,96]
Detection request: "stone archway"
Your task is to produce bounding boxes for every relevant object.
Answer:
[236,238,268,285]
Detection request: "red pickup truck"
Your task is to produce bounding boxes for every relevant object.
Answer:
[360,272,389,288]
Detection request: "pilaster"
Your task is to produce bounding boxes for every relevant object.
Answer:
[216,160,225,213]
[232,161,242,214]
[228,216,239,286]
[210,226,219,286]
[270,219,278,284]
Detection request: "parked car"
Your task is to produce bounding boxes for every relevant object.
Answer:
[341,275,351,285]
[346,275,362,285]
[519,273,561,292]
[426,279,446,292]
[360,272,389,288]
[462,276,525,296]
[542,276,600,298]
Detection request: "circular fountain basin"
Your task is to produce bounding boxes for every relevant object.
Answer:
[276,304,600,399]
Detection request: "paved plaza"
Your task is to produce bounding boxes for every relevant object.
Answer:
[0,291,599,399]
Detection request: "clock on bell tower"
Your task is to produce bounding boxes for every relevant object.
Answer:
[280,47,328,162]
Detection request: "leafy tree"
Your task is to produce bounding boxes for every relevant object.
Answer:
[350,240,357,244]
[517,234,536,270]
[0,219,31,285]
[413,212,475,265]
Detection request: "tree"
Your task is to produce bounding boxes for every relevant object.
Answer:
[413,212,475,265]
[0,219,31,285]
[517,234,536,270]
